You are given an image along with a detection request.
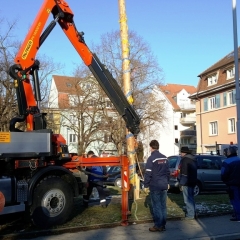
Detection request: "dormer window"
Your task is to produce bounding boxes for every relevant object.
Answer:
[80,82,92,90]
[226,67,235,80]
[207,73,218,86]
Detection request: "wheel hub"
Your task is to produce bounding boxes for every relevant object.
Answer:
[41,189,65,217]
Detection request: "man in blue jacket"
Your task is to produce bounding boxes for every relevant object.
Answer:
[144,140,170,232]
[83,151,108,208]
[221,145,240,222]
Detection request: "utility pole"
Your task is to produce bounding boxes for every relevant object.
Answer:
[118,0,136,199]
[232,0,240,156]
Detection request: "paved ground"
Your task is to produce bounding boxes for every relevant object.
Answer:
[17,214,240,240]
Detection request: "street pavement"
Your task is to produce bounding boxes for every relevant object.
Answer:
[19,214,240,240]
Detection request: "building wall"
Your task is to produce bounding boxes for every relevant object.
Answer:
[141,86,196,159]
[195,99,237,153]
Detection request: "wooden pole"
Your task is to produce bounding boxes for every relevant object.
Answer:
[118,0,136,200]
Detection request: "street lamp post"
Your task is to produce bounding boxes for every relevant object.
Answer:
[232,0,240,156]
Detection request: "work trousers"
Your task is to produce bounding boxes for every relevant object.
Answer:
[229,186,240,220]
[182,186,196,218]
[84,181,106,205]
[150,189,167,228]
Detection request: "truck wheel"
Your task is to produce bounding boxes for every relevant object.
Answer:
[30,176,74,228]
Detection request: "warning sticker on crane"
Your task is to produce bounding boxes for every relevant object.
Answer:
[0,132,10,142]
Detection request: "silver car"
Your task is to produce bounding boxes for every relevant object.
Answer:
[168,154,227,196]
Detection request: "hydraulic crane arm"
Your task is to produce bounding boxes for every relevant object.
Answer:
[9,0,140,135]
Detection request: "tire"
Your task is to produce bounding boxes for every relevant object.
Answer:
[194,182,201,196]
[114,178,122,188]
[91,187,99,199]
[30,176,74,228]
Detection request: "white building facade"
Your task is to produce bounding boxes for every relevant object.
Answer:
[140,84,196,159]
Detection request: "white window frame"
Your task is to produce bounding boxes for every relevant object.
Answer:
[209,121,218,136]
[207,74,218,86]
[228,118,236,133]
[228,90,234,105]
[69,134,77,143]
[227,67,235,80]
[209,96,216,109]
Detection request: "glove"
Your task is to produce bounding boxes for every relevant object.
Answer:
[143,188,149,193]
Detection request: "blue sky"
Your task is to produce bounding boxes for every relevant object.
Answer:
[1,0,240,87]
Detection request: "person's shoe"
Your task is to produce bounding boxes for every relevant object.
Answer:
[230,218,240,222]
[100,203,107,208]
[149,226,163,232]
[162,226,166,231]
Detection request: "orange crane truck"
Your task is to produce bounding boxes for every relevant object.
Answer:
[0,0,140,228]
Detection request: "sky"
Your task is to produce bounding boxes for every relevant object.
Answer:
[1,0,240,87]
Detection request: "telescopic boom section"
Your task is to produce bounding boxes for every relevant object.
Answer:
[8,0,140,135]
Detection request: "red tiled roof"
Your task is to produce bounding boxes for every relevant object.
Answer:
[53,75,84,109]
[159,84,196,110]
[53,75,83,94]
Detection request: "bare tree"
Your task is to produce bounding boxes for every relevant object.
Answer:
[90,30,166,146]
[56,68,116,155]
[0,18,63,131]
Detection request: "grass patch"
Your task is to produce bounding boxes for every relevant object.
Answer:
[0,187,232,237]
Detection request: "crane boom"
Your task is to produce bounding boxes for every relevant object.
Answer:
[9,0,140,135]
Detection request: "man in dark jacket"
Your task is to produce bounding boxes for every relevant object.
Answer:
[83,151,108,208]
[144,140,170,232]
[221,145,240,222]
[179,146,197,220]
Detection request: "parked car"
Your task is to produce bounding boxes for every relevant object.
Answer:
[105,163,146,188]
[168,154,227,196]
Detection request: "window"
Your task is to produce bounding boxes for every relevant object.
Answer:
[168,156,179,168]
[106,100,112,108]
[204,95,220,111]
[209,121,218,136]
[200,157,222,170]
[207,74,218,86]
[223,92,227,106]
[228,118,236,133]
[175,138,178,143]
[104,133,112,143]
[69,134,77,143]
[228,90,236,105]
[209,96,216,109]
[80,82,92,90]
[174,125,178,130]
[66,82,72,87]
[227,67,235,79]
[181,138,190,144]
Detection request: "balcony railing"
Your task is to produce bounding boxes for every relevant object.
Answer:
[180,116,196,125]
[178,103,196,110]
[180,130,196,137]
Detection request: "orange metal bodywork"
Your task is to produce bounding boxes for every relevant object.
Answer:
[12,0,131,225]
